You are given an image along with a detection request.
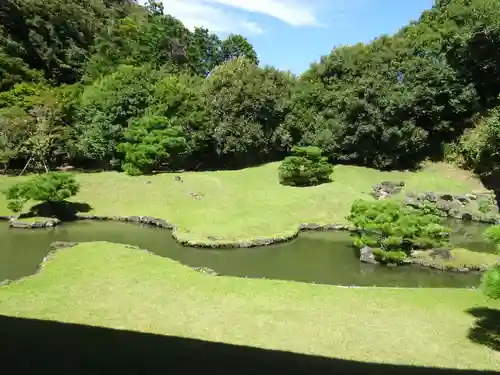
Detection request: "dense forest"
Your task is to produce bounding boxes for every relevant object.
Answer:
[0,0,499,178]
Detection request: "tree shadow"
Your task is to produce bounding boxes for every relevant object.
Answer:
[26,201,92,221]
[478,171,500,210]
[466,307,500,351]
[0,314,496,375]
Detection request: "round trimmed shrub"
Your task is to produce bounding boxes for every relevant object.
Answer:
[278,146,333,186]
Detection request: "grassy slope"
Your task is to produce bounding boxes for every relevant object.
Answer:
[0,242,499,370]
[0,162,486,242]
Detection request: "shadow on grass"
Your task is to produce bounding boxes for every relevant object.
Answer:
[478,171,500,210]
[467,307,500,352]
[0,314,496,375]
[26,201,92,221]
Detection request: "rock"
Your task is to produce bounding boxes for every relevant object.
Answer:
[462,212,473,221]
[360,246,378,265]
[465,194,477,201]
[206,236,224,241]
[192,267,219,276]
[50,241,78,249]
[386,263,398,268]
[455,196,470,204]
[300,223,322,230]
[174,176,182,182]
[439,193,454,202]
[430,248,453,260]
[128,216,141,223]
[456,267,470,273]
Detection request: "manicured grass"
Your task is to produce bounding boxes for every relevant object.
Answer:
[0,242,499,370]
[0,162,487,242]
[412,248,499,269]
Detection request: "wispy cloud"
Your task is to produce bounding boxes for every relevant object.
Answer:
[159,0,263,34]
[207,0,318,26]
[157,0,366,36]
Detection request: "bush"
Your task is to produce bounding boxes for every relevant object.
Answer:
[372,249,407,265]
[347,199,450,253]
[481,265,500,300]
[278,146,333,186]
[117,115,188,176]
[484,225,500,245]
[4,172,80,213]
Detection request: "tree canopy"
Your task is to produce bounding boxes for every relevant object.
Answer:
[0,0,499,176]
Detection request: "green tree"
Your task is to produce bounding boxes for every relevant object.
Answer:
[220,34,259,65]
[347,200,451,256]
[76,65,159,165]
[118,115,188,175]
[278,146,332,186]
[202,57,293,166]
[4,172,80,212]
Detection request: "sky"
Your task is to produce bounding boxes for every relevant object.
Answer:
[159,0,436,74]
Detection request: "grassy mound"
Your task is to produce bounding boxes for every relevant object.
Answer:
[0,162,486,242]
[0,242,499,370]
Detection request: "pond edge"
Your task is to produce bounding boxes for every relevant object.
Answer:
[0,214,495,275]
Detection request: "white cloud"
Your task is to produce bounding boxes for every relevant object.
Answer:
[160,0,264,35]
[153,0,363,36]
[207,0,318,26]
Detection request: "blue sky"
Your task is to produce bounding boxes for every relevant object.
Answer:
[161,0,435,74]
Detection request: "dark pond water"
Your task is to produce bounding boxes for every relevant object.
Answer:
[0,220,496,288]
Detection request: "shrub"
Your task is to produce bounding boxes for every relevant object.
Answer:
[481,265,500,300]
[347,199,450,254]
[279,146,333,186]
[117,115,188,176]
[372,249,407,265]
[4,172,80,213]
[484,225,500,245]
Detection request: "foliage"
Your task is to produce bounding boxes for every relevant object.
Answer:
[450,105,500,175]
[347,199,451,253]
[4,172,79,212]
[0,0,500,176]
[484,225,500,245]
[76,65,159,164]
[372,249,408,265]
[202,57,294,167]
[278,146,332,186]
[0,0,130,87]
[219,34,259,66]
[117,115,188,175]
[481,265,500,300]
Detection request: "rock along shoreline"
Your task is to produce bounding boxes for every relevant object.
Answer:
[0,213,354,248]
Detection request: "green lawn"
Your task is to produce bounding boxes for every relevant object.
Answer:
[0,162,487,243]
[0,242,499,370]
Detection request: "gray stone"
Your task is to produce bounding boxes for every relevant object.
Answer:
[462,212,473,221]
[440,193,454,202]
[206,236,224,241]
[50,241,78,249]
[386,263,398,268]
[360,246,378,265]
[192,267,219,276]
[430,248,453,260]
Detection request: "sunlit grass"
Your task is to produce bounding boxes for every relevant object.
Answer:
[0,242,499,370]
[0,162,486,242]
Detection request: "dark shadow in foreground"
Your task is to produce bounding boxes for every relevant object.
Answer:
[467,307,500,352]
[0,315,498,375]
[26,201,92,221]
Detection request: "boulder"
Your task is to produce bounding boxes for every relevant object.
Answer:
[360,246,378,265]
[429,248,453,260]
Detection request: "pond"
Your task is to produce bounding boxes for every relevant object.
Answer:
[0,220,495,288]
